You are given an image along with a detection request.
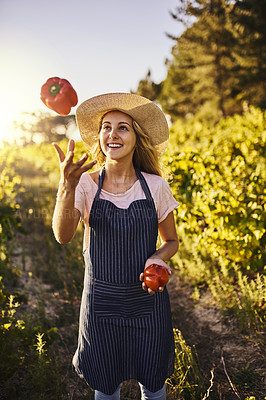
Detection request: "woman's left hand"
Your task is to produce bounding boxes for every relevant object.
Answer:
[139,256,171,295]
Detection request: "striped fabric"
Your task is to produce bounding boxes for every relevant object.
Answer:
[72,167,175,395]
[94,279,154,319]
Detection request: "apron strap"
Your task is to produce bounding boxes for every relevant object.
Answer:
[94,167,106,200]
[135,168,153,201]
[94,166,154,202]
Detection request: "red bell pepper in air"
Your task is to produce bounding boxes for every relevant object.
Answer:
[40,77,78,116]
[143,264,169,292]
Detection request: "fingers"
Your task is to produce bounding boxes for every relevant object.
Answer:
[146,285,155,295]
[79,160,97,174]
[65,148,74,165]
[74,153,89,168]
[52,142,65,163]
[53,139,75,164]
[53,139,97,189]
[67,139,75,153]
[140,272,165,295]
[140,274,156,295]
[53,140,74,164]
[141,281,149,292]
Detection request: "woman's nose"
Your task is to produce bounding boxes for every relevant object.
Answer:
[109,128,118,139]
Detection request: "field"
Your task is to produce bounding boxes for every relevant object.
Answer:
[0,106,265,399]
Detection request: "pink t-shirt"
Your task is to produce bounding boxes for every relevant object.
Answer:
[75,171,179,249]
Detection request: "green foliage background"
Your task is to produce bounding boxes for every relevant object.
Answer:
[164,106,265,332]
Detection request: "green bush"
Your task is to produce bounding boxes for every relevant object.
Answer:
[165,106,266,332]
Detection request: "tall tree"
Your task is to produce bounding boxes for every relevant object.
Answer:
[133,70,162,101]
[231,0,266,108]
[160,0,241,121]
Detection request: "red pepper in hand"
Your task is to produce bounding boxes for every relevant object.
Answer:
[143,264,169,292]
[40,77,78,116]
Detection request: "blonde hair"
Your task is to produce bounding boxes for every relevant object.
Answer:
[91,114,162,176]
[132,120,161,176]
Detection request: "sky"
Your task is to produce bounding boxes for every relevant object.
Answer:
[0,0,183,145]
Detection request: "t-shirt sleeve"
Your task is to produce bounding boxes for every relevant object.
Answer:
[157,178,179,223]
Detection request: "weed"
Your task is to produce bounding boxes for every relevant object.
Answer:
[166,328,205,399]
[27,331,62,399]
[233,363,261,390]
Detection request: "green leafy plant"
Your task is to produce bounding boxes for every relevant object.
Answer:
[165,106,265,332]
[166,328,204,399]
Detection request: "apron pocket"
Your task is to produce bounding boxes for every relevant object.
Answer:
[94,279,154,319]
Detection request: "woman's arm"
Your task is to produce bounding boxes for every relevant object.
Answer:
[52,182,81,244]
[140,211,179,294]
[153,211,179,262]
[52,139,96,244]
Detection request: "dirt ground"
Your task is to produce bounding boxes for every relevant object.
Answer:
[167,270,265,400]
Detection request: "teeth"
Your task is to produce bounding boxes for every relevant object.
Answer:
[107,144,122,148]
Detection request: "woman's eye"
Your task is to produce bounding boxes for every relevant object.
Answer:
[103,125,111,131]
[119,125,128,131]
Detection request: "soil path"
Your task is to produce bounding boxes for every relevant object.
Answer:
[167,270,265,400]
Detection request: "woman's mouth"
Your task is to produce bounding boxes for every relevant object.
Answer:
[107,143,123,149]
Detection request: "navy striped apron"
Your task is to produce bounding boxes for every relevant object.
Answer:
[72,167,175,395]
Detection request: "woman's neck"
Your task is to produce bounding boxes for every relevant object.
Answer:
[104,159,136,184]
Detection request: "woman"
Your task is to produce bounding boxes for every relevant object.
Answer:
[52,93,179,400]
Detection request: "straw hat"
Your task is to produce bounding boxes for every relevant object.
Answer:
[76,93,169,154]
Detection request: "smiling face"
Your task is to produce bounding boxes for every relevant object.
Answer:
[99,111,136,161]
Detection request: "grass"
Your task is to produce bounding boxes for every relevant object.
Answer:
[166,328,204,399]
[172,227,266,336]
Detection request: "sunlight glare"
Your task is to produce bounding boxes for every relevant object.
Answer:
[0,93,40,147]
[0,96,19,146]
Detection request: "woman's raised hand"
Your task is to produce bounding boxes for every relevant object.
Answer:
[53,139,97,189]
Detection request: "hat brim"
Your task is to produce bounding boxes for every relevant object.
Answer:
[76,93,169,154]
